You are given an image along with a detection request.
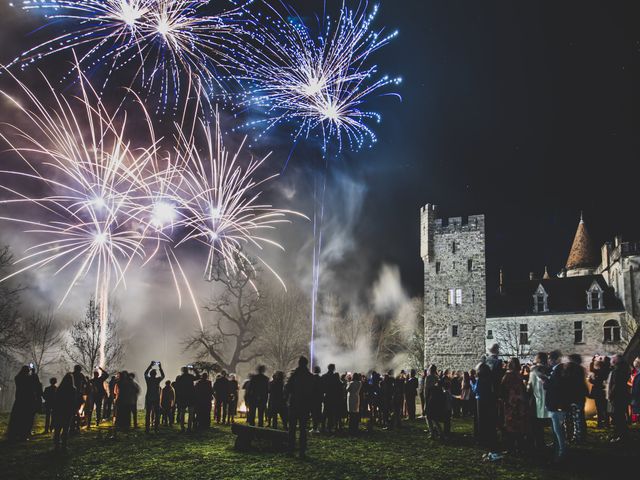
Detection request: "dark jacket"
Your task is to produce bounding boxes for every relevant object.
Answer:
[268,379,286,412]
[544,363,567,412]
[213,376,230,401]
[90,371,109,399]
[285,366,314,411]
[321,371,343,402]
[52,384,77,428]
[405,376,419,398]
[607,361,631,406]
[248,373,269,406]
[564,362,588,405]
[43,385,57,407]
[174,373,197,405]
[194,379,213,410]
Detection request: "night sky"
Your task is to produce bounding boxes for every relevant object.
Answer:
[361,1,640,296]
[1,0,640,301]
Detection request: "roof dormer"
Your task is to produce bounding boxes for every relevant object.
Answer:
[533,284,549,313]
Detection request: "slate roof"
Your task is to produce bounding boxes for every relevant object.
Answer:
[487,274,624,318]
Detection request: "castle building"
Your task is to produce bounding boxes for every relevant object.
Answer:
[420,205,639,370]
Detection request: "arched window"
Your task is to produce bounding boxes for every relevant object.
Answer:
[603,319,621,343]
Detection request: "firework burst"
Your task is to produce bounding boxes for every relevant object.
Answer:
[235,1,401,153]
[0,68,153,365]
[0,66,302,363]
[8,0,250,112]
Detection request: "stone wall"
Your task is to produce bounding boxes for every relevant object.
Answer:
[421,204,486,371]
[486,311,636,364]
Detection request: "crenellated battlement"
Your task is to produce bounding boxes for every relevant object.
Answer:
[434,214,485,233]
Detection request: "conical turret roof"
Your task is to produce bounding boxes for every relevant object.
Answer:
[565,214,598,271]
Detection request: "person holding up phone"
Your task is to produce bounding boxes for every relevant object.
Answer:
[144,361,165,433]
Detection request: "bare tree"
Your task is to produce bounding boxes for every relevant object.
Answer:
[184,253,263,373]
[256,287,310,372]
[0,246,26,362]
[493,320,539,361]
[21,310,63,374]
[65,299,124,373]
[406,301,425,371]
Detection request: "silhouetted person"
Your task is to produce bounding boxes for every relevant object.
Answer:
[88,367,109,427]
[227,374,239,424]
[213,371,230,424]
[310,366,323,433]
[473,362,497,451]
[83,375,94,429]
[380,371,395,428]
[105,375,117,421]
[285,356,314,458]
[544,350,568,463]
[346,373,362,435]
[129,372,141,428]
[589,357,609,427]
[564,354,588,444]
[405,369,418,421]
[175,366,198,432]
[144,361,165,433]
[268,371,287,429]
[485,344,504,391]
[114,371,135,431]
[392,372,405,428]
[423,365,442,438]
[194,372,213,430]
[7,365,39,442]
[52,373,76,450]
[71,365,86,432]
[160,380,175,426]
[43,377,57,433]
[320,364,342,433]
[608,355,631,443]
[247,365,269,427]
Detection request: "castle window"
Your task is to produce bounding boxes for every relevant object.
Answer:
[532,284,548,313]
[587,282,604,310]
[574,321,584,344]
[452,242,457,254]
[455,288,462,305]
[467,259,473,272]
[486,329,493,340]
[519,324,529,345]
[452,325,459,337]
[448,289,455,305]
[436,262,441,274]
[603,319,621,343]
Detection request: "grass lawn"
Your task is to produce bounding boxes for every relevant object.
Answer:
[0,413,637,480]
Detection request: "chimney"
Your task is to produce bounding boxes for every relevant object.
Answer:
[529,272,535,281]
[499,268,504,294]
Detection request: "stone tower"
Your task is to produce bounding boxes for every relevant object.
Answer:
[420,204,486,371]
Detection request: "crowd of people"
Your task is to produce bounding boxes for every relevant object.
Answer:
[5,345,640,461]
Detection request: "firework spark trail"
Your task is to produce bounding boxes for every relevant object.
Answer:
[8,0,251,112]
[233,1,400,364]
[170,105,305,289]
